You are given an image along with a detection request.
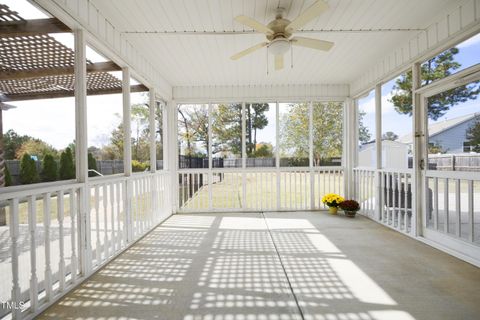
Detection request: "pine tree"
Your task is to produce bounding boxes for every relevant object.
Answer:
[42,154,58,182]
[88,152,98,177]
[4,165,12,187]
[390,48,479,120]
[59,147,75,180]
[19,153,39,184]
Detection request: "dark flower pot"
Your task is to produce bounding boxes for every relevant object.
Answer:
[344,211,357,218]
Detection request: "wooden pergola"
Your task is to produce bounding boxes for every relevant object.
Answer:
[0,4,147,102]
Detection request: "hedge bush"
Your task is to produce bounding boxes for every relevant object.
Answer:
[19,153,39,184]
[132,160,149,172]
[4,166,12,186]
[59,147,75,180]
[42,154,58,182]
[88,153,98,177]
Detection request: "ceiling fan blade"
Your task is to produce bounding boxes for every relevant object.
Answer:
[230,42,268,60]
[286,0,329,31]
[234,15,273,34]
[275,55,284,70]
[291,37,334,51]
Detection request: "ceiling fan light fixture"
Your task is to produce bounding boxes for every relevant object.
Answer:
[268,38,290,56]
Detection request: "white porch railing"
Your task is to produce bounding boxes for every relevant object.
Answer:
[354,167,415,236]
[425,170,480,245]
[0,171,171,320]
[178,167,344,212]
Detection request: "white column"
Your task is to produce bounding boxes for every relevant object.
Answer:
[122,68,133,241]
[166,100,178,213]
[208,103,213,210]
[412,62,424,237]
[309,101,314,209]
[241,102,246,209]
[344,98,355,199]
[375,84,382,220]
[275,102,280,210]
[162,101,168,170]
[123,68,132,176]
[149,88,156,173]
[74,29,89,275]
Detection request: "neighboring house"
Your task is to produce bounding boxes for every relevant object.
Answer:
[398,112,480,153]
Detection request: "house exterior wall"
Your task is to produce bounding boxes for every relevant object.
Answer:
[430,118,477,153]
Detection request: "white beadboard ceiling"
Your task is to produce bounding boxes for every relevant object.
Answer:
[90,0,456,88]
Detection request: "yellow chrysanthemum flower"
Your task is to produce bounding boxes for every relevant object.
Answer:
[321,193,344,207]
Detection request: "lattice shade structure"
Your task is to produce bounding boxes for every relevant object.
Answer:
[0,4,147,102]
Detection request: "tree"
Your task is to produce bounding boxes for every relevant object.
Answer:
[358,110,371,144]
[42,154,58,182]
[466,119,480,152]
[4,166,12,187]
[212,103,242,156]
[390,48,479,120]
[279,102,343,165]
[19,153,39,184]
[246,103,269,156]
[88,152,98,177]
[428,142,446,154]
[382,131,399,141]
[131,103,150,162]
[253,143,273,158]
[16,139,57,160]
[3,130,32,160]
[59,147,75,180]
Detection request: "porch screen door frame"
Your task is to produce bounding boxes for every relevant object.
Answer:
[418,67,480,265]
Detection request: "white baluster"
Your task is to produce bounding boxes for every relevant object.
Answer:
[70,188,77,283]
[43,193,52,301]
[444,178,449,234]
[28,195,38,312]
[102,184,108,259]
[455,179,461,238]
[95,185,101,265]
[116,182,121,251]
[10,198,21,319]
[110,183,115,256]
[57,190,65,292]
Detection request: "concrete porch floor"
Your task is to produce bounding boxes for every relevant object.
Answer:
[39,212,480,320]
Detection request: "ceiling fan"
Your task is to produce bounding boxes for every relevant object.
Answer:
[231,0,333,71]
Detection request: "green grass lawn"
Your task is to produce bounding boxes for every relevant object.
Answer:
[180,171,344,211]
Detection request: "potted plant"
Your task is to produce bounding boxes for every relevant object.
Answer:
[339,200,360,218]
[321,193,344,215]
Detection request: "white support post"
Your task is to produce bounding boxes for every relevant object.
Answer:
[344,98,355,199]
[208,103,213,210]
[412,62,424,237]
[375,84,382,221]
[309,101,315,209]
[149,88,157,173]
[74,29,90,275]
[162,101,168,171]
[122,67,133,242]
[166,100,178,213]
[275,102,281,210]
[242,102,246,209]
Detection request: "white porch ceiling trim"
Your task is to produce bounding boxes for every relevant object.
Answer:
[33,0,173,100]
[350,0,480,97]
[173,84,349,103]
